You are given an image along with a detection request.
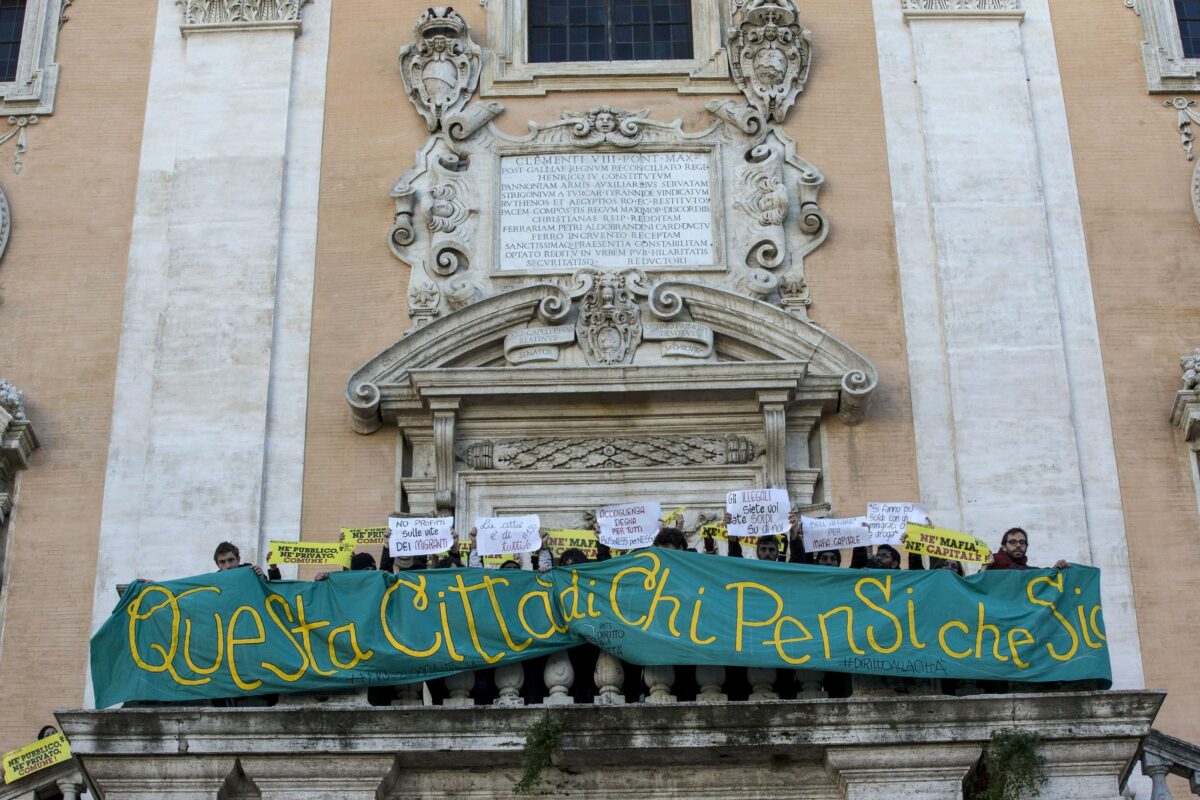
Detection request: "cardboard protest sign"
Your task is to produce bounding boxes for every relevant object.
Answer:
[2,733,71,784]
[726,489,790,538]
[339,526,389,548]
[801,516,869,551]
[903,523,991,564]
[475,515,542,556]
[546,529,599,560]
[867,502,929,546]
[388,516,456,557]
[267,540,352,568]
[596,500,661,549]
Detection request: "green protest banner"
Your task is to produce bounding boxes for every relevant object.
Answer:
[91,550,1111,707]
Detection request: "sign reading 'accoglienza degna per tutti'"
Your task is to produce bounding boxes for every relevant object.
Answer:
[497,151,717,272]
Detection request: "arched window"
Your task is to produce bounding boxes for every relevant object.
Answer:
[0,0,26,83]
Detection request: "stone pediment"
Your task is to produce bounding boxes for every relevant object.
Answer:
[347,278,877,434]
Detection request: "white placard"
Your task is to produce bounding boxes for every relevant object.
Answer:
[498,152,715,272]
[475,515,542,556]
[866,502,929,546]
[388,516,456,557]
[801,516,869,552]
[726,489,791,538]
[596,500,662,549]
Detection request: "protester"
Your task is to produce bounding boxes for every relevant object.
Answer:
[652,527,689,550]
[312,551,378,581]
[986,527,1069,571]
[754,536,782,562]
[815,549,842,567]
[929,556,965,576]
[557,548,589,566]
[214,542,265,577]
[866,544,901,570]
[466,526,553,570]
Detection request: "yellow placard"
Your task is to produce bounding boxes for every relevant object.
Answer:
[2,733,70,784]
[339,526,389,547]
[902,523,991,564]
[545,529,599,560]
[660,506,686,525]
[267,540,352,568]
[698,522,728,541]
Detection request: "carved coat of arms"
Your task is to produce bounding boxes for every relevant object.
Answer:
[575,271,643,366]
[728,0,812,124]
[399,7,483,132]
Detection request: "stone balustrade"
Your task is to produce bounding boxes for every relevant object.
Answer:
[1140,729,1200,798]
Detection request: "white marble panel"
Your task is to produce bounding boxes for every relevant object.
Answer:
[88,0,331,704]
[872,0,1144,690]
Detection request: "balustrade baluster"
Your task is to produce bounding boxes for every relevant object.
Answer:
[793,669,826,699]
[544,652,575,705]
[494,662,525,706]
[695,665,727,702]
[392,681,423,706]
[593,652,625,705]
[643,664,677,704]
[747,667,779,701]
[443,670,475,706]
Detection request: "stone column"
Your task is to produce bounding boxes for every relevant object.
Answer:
[871,0,1144,688]
[430,399,460,513]
[825,743,981,800]
[88,0,333,675]
[759,390,789,490]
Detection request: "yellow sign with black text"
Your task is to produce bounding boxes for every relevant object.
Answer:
[2,733,71,784]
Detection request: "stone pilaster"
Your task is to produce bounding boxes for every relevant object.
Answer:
[824,743,981,800]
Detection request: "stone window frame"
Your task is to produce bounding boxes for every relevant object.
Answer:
[481,0,734,96]
[1134,0,1200,93]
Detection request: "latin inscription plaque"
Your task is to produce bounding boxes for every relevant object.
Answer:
[498,151,716,272]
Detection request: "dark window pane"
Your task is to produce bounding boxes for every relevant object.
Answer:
[1178,0,1200,57]
[529,0,690,63]
[0,0,25,83]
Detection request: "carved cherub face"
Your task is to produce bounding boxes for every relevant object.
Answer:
[594,110,617,133]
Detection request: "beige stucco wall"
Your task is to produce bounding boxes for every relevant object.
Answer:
[299,1,920,553]
[1051,0,1200,742]
[0,3,153,751]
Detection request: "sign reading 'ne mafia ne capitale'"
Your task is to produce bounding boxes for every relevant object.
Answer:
[91,550,1112,707]
[497,152,715,272]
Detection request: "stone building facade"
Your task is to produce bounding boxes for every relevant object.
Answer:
[1,0,1199,796]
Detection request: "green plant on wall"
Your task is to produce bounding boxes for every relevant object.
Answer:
[964,728,1047,800]
[513,713,564,794]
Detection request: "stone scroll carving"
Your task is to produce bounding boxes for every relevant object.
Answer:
[0,379,38,527]
[1165,98,1200,228]
[728,0,812,125]
[458,435,766,470]
[399,7,483,133]
[182,0,311,25]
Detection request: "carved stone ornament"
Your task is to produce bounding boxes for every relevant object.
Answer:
[0,185,11,264]
[1173,348,1200,444]
[575,270,644,366]
[460,435,767,470]
[1165,98,1200,227]
[0,378,39,527]
[399,7,483,133]
[902,0,1021,10]
[181,0,312,25]
[728,0,812,125]
[388,100,828,326]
